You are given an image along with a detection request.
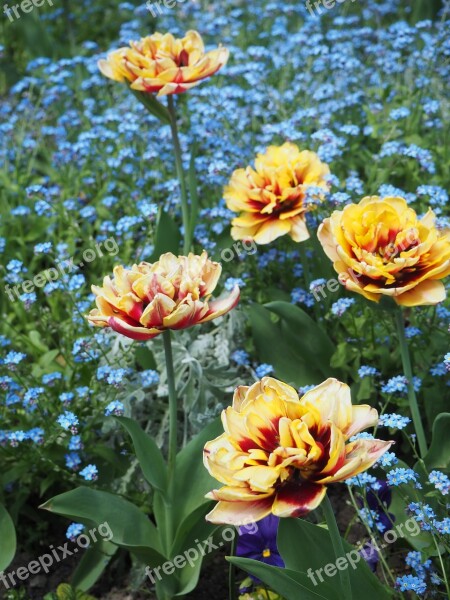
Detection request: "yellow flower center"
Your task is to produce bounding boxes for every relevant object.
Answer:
[262,548,271,558]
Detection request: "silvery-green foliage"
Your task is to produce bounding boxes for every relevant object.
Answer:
[150,310,246,439]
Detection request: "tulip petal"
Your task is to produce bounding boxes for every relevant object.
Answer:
[316,438,394,484]
[272,480,327,518]
[317,218,341,262]
[205,497,273,526]
[139,293,176,327]
[300,378,353,432]
[198,285,240,324]
[206,486,274,502]
[253,219,292,244]
[108,317,161,341]
[344,405,379,440]
[395,279,446,307]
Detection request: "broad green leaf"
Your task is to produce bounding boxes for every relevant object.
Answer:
[423,385,448,427]
[171,503,216,557]
[130,89,171,124]
[71,540,117,592]
[423,413,450,470]
[278,518,392,600]
[151,208,182,260]
[248,304,322,386]
[265,301,339,379]
[40,487,165,565]
[115,416,168,493]
[228,558,334,600]
[151,421,227,596]
[0,504,16,571]
[173,417,223,530]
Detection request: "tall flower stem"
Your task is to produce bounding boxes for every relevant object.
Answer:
[167,95,191,255]
[162,329,178,555]
[395,308,428,458]
[228,533,237,600]
[299,242,311,288]
[322,495,352,600]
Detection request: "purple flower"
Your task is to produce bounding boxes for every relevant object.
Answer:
[360,542,379,572]
[366,480,395,532]
[357,480,395,571]
[237,515,284,580]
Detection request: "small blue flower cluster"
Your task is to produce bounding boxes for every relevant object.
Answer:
[381,375,421,395]
[386,468,421,489]
[378,413,411,430]
[331,298,355,317]
[358,366,379,379]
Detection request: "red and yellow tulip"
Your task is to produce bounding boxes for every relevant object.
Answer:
[87,251,240,340]
[98,30,229,96]
[318,196,450,306]
[224,142,330,244]
[203,377,392,525]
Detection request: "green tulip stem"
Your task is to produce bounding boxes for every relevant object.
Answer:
[163,329,178,555]
[229,533,237,600]
[167,95,191,255]
[322,495,352,600]
[395,308,428,457]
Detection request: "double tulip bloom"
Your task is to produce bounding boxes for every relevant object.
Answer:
[318,196,450,306]
[224,142,330,245]
[204,377,392,525]
[98,30,229,96]
[87,251,240,340]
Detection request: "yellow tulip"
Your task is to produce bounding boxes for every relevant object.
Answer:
[98,30,229,96]
[318,196,450,306]
[203,377,392,525]
[87,251,240,340]
[224,142,330,244]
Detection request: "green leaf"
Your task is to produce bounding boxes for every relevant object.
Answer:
[173,417,223,530]
[355,376,373,402]
[114,416,168,493]
[130,89,171,125]
[40,487,165,565]
[423,413,450,470]
[39,349,60,368]
[146,420,226,597]
[265,301,339,379]
[171,503,215,557]
[56,583,96,600]
[227,558,334,600]
[0,504,16,571]
[151,208,182,260]
[248,304,324,386]
[277,518,391,600]
[29,330,49,353]
[71,540,117,592]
